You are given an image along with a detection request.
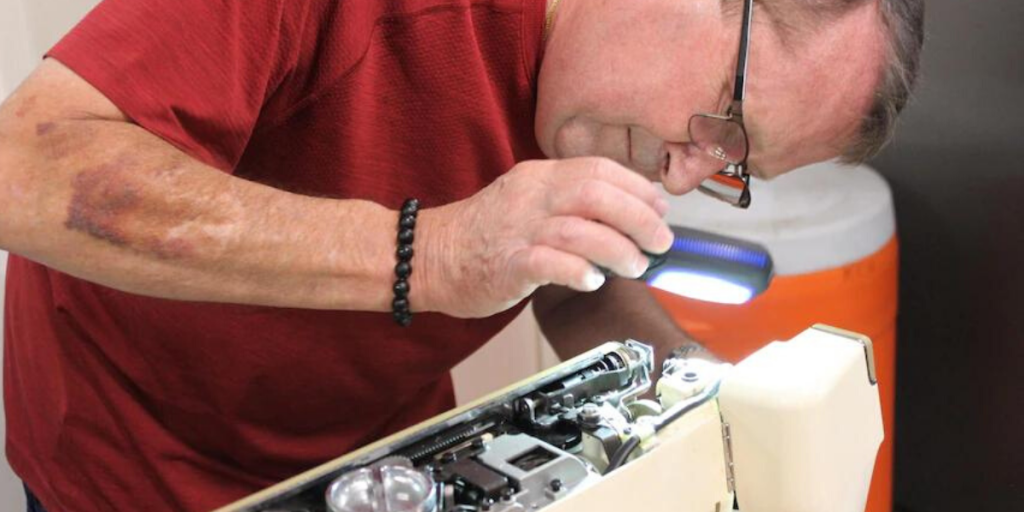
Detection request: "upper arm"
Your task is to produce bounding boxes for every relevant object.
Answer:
[0,58,128,130]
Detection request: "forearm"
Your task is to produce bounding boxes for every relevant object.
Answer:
[0,98,404,311]
[1,60,676,319]
[534,278,708,369]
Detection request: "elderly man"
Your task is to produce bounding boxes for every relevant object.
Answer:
[0,0,923,510]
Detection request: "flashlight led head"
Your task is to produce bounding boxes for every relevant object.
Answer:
[641,226,773,304]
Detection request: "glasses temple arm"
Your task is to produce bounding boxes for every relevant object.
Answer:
[733,0,755,104]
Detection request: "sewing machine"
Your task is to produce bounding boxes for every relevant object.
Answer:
[216,324,882,512]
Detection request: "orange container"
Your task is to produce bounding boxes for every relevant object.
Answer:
[658,162,898,512]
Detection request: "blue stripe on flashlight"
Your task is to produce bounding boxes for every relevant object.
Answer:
[671,237,770,269]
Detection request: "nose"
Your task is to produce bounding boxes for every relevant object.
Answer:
[660,142,728,195]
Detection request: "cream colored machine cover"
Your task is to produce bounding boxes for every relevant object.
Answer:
[217,325,882,512]
[719,326,884,512]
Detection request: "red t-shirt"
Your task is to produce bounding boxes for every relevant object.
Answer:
[4,0,547,510]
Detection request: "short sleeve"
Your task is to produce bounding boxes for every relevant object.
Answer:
[47,0,308,171]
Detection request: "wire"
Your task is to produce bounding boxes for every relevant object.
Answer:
[604,435,642,473]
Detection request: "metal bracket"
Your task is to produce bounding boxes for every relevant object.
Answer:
[624,339,655,376]
[721,421,736,495]
[812,324,878,385]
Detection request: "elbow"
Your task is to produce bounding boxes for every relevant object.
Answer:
[0,106,53,253]
[0,130,27,252]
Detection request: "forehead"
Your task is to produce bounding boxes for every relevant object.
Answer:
[742,1,884,175]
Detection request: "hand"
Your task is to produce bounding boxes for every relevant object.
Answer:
[413,157,674,318]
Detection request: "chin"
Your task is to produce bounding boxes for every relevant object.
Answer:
[549,118,602,160]
[550,137,590,161]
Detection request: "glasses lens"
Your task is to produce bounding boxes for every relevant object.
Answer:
[688,115,748,164]
[698,169,751,208]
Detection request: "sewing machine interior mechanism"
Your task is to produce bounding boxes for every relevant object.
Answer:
[217,325,883,512]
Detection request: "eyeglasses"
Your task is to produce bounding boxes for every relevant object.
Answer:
[691,0,755,208]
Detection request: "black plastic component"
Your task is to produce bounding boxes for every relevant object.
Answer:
[449,458,511,502]
[524,419,582,452]
[509,446,558,471]
[605,435,642,473]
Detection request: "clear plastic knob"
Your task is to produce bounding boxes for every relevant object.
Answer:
[326,465,437,512]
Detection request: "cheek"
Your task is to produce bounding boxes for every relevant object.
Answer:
[535,2,728,156]
[749,89,864,176]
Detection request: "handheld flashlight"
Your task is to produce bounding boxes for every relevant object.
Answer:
[640,226,774,304]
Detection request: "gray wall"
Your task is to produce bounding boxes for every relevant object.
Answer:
[871,1,1024,510]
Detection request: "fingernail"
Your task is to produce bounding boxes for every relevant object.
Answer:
[632,257,649,278]
[655,197,670,217]
[658,227,674,252]
[583,268,607,291]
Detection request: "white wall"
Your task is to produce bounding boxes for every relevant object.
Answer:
[1,0,102,507]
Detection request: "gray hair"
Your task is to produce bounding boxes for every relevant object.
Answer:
[841,0,926,163]
[753,0,925,162]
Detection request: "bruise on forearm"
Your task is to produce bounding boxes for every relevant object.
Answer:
[33,120,238,261]
[35,121,55,136]
[12,95,38,120]
[33,119,87,161]
[65,156,137,248]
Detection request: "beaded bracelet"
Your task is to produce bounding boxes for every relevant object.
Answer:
[392,198,419,326]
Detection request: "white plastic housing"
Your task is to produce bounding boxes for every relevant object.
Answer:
[718,326,884,512]
[544,400,733,512]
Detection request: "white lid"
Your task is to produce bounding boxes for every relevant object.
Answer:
[662,161,895,275]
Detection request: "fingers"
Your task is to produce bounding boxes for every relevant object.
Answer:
[508,245,606,293]
[549,178,673,254]
[429,157,678,317]
[533,216,648,278]
[561,157,670,216]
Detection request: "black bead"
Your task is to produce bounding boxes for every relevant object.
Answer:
[395,261,412,278]
[399,214,417,229]
[393,280,410,297]
[393,311,412,327]
[396,244,414,261]
[402,198,420,213]
[392,198,419,328]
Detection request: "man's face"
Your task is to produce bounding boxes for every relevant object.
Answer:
[535,0,885,195]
